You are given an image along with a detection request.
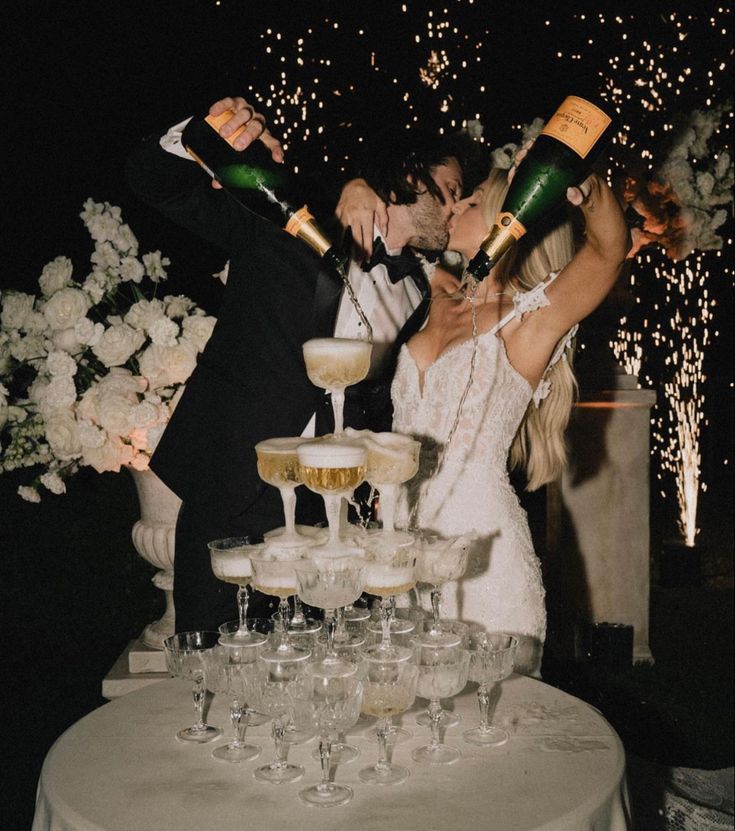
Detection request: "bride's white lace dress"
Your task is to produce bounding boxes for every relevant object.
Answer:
[392,279,574,676]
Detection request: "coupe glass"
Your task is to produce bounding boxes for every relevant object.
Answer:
[294,668,364,807]
[294,556,367,676]
[163,631,223,743]
[251,650,312,784]
[203,643,262,762]
[217,618,274,726]
[208,537,265,647]
[413,618,469,728]
[297,439,367,557]
[463,631,518,747]
[255,437,323,548]
[363,542,417,656]
[414,533,473,633]
[249,551,310,662]
[358,646,418,786]
[361,430,420,546]
[302,337,372,433]
[411,635,470,765]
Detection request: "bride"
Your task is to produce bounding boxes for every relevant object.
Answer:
[347,165,630,676]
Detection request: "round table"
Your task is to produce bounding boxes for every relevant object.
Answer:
[32,674,630,831]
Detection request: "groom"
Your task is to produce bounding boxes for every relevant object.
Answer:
[126,96,484,632]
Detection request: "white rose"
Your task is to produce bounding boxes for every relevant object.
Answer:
[1,292,35,329]
[92,323,145,367]
[130,399,163,429]
[97,392,136,437]
[124,298,165,333]
[182,314,216,352]
[43,287,91,331]
[95,367,146,397]
[39,256,74,297]
[149,317,179,347]
[39,376,78,414]
[75,318,104,347]
[119,256,145,284]
[82,435,132,473]
[77,418,105,449]
[44,409,82,460]
[40,471,67,495]
[138,340,198,390]
[46,350,78,377]
[164,295,195,319]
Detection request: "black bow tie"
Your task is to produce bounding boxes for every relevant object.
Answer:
[361,238,423,284]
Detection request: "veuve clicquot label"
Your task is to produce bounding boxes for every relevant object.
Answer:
[466,95,614,281]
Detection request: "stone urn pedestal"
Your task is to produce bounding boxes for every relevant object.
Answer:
[128,467,182,649]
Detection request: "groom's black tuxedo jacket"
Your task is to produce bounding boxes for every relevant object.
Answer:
[126,136,429,515]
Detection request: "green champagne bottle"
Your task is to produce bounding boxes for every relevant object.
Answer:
[467,96,615,281]
[182,110,346,273]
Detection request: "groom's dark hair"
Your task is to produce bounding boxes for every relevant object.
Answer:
[359,127,489,206]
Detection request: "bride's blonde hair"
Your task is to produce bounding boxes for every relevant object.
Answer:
[478,169,577,490]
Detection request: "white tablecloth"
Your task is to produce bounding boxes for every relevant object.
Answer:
[32,674,630,831]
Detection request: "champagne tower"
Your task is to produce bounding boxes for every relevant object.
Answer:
[467,96,615,281]
[183,111,347,275]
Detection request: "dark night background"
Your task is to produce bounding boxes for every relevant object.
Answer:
[2,3,733,828]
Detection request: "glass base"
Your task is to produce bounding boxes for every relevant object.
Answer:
[212,741,261,762]
[311,742,359,764]
[359,763,410,786]
[416,709,460,728]
[254,762,305,784]
[412,742,461,765]
[463,725,509,747]
[366,529,415,549]
[176,724,222,743]
[264,525,328,544]
[299,783,353,807]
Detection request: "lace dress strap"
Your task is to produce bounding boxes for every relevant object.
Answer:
[489,271,578,407]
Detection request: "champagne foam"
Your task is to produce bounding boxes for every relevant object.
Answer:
[297,440,366,469]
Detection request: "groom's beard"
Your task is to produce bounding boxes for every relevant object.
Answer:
[408,192,450,252]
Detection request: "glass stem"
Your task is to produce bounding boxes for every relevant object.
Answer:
[375,718,391,771]
[292,594,306,626]
[379,483,397,532]
[477,683,491,731]
[273,717,288,768]
[380,599,392,648]
[429,699,443,749]
[192,671,206,730]
[278,598,291,647]
[317,737,333,791]
[330,388,345,433]
[281,486,297,536]
[334,606,347,643]
[324,494,342,546]
[237,584,249,630]
[325,609,337,656]
[230,697,245,747]
[430,588,442,630]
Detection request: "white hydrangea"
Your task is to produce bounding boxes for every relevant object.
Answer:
[77,418,106,449]
[40,471,66,495]
[9,333,48,364]
[164,295,195,318]
[119,256,145,284]
[74,317,104,347]
[91,241,121,272]
[38,376,77,414]
[21,311,49,335]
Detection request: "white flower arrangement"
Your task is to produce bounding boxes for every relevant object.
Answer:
[0,199,216,501]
